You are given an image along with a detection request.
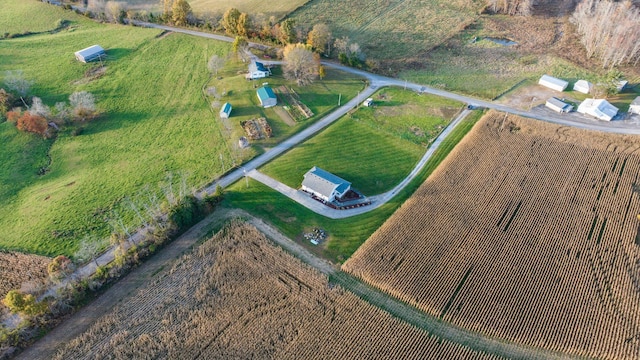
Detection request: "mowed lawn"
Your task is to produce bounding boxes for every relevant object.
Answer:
[0,1,233,256]
[261,88,463,195]
[208,63,365,155]
[224,110,484,262]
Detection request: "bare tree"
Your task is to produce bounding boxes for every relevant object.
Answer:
[4,70,33,107]
[572,0,640,68]
[207,54,226,75]
[105,1,125,23]
[69,91,97,120]
[30,97,50,119]
[75,236,105,267]
[282,43,319,86]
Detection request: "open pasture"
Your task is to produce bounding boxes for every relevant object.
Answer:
[0,0,233,256]
[52,221,500,360]
[0,1,76,35]
[260,88,462,195]
[344,111,640,359]
[111,0,308,19]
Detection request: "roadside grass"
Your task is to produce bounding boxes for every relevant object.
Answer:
[289,0,481,64]
[0,3,237,256]
[223,109,484,263]
[0,1,78,35]
[208,61,365,156]
[260,88,463,195]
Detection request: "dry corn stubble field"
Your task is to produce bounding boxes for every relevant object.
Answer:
[343,111,640,360]
[52,222,502,360]
[0,252,50,298]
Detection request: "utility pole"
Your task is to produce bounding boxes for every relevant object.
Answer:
[338,93,341,106]
[243,168,249,188]
[220,153,225,173]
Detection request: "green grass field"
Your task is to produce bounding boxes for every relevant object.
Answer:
[0,1,235,256]
[0,0,76,35]
[223,107,484,263]
[0,1,365,257]
[207,63,365,158]
[261,88,463,195]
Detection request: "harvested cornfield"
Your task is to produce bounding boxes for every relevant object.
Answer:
[0,252,50,297]
[343,111,640,360]
[53,222,500,360]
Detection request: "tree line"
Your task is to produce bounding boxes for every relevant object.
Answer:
[572,0,640,68]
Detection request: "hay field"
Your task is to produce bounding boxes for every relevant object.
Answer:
[0,252,50,298]
[344,111,640,360]
[52,222,500,359]
[289,0,482,65]
[118,0,308,18]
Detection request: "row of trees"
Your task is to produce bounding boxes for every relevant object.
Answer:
[572,0,640,68]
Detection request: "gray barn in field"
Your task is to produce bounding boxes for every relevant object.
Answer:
[74,45,106,63]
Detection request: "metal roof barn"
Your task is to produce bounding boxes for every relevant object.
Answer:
[74,45,106,63]
[538,75,568,92]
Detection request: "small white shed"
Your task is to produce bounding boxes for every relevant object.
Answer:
[573,80,593,94]
[629,96,640,115]
[539,75,569,92]
[362,98,373,107]
[545,97,573,113]
[74,45,106,63]
[220,102,232,119]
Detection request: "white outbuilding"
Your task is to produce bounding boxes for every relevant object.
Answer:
[577,98,619,121]
[74,45,106,63]
[573,80,593,94]
[538,75,569,92]
[545,97,573,113]
[629,96,640,115]
[219,102,232,119]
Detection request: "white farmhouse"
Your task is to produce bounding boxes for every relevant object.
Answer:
[539,75,569,92]
[301,167,351,203]
[247,61,270,80]
[577,98,619,121]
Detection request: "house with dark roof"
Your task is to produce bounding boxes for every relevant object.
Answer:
[74,45,106,63]
[247,61,270,80]
[219,102,232,119]
[301,167,351,203]
[257,86,277,108]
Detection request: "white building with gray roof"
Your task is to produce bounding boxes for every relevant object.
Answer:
[301,167,351,203]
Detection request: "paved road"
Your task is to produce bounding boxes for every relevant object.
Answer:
[247,109,473,219]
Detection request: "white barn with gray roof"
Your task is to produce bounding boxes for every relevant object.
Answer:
[301,167,351,203]
[74,45,105,63]
[539,75,568,92]
[629,96,640,115]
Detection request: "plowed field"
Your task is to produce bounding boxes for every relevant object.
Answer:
[344,111,640,360]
